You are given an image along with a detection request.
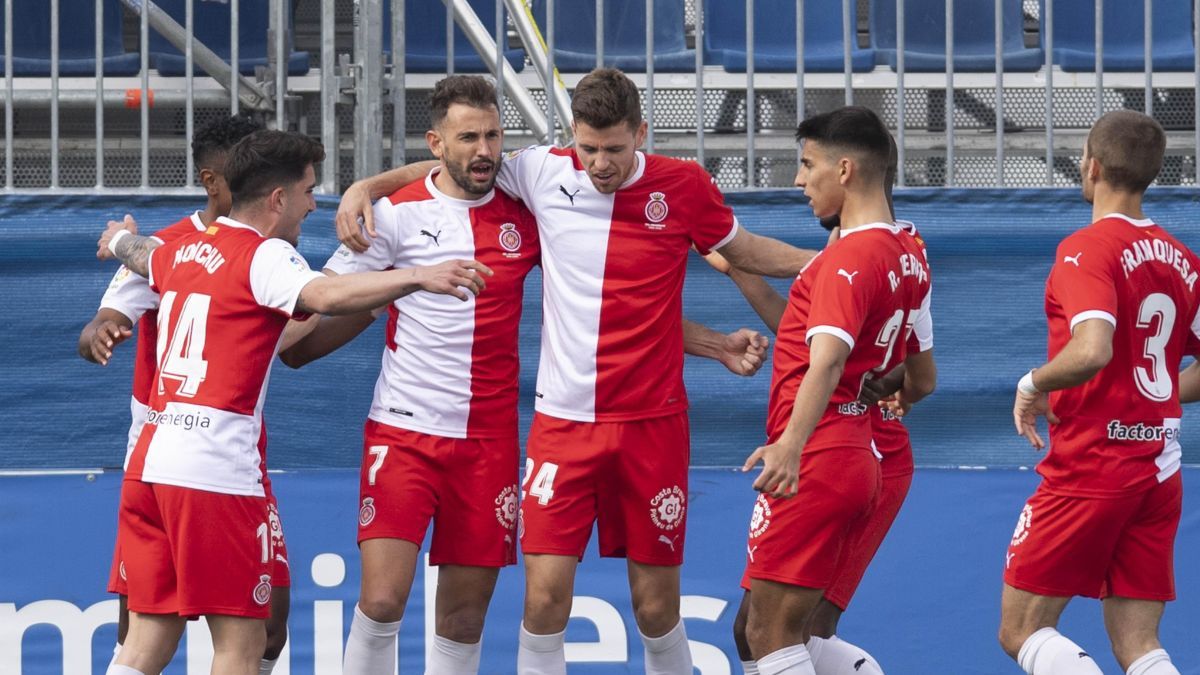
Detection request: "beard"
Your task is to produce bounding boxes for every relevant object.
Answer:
[445,155,499,196]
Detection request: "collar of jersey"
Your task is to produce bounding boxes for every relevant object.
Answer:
[425,166,495,208]
[188,211,206,230]
[215,216,266,236]
[1100,212,1155,228]
[614,151,647,190]
[839,221,902,237]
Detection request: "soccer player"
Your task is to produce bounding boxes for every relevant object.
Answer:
[735,107,932,675]
[78,114,299,675]
[706,134,936,675]
[96,130,493,675]
[334,67,811,675]
[1002,110,1193,675]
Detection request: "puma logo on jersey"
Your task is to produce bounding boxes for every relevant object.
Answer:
[747,544,759,562]
[420,229,442,246]
[1006,551,1015,568]
[559,185,581,205]
[1063,252,1083,266]
[658,534,679,552]
[837,268,859,284]
[854,658,867,670]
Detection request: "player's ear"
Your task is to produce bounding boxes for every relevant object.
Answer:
[268,185,287,213]
[199,168,219,196]
[426,129,444,159]
[838,156,853,185]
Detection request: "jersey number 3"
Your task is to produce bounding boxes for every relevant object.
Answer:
[156,291,211,397]
[1134,292,1176,402]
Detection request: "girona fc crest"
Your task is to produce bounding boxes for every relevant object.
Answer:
[499,222,522,253]
[1010,503,1033,546]
[359,497,376,528]
[749,494,772,539]
[644,191,669,225]
[494,484,519,529]
[649,485,686,531]
[253,574,272,606]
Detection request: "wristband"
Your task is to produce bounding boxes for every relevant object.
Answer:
[108,229,132,256]
[1017,369,1039,395]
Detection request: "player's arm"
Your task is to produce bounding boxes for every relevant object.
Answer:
[77,308,134,366]
[97,217,158,277]
[1179,361,1200,404]
[336,161,439,252]
[1014,318,1114,449]
[294,259,493,316]
[279,309,379,368]
[715,227,818,279]
[743,333,849,499]
[889,350,937,416]
[682,320,769,377]
[702,249,787,333]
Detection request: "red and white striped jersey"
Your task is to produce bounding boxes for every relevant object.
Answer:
[768,222,932,454]
[127,216,324,496]
[325,170,540,439]
[1041,213,1200,497]
[99,212,206,464]
[497,146,738,422]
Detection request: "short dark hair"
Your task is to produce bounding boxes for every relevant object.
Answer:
[191,114,264,171]
[430,75,500,128]
[1086,110,1165,193]
[796,106,891,179]
[224,130,325,204]
[571,67,642,131]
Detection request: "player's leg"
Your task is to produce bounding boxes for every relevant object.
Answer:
[427,565,501,674]
[745,579,822,675]
[998,586,1100,674]
[208,615,268,675]
[112,611,186,674]
[262,496,291,673]
[732,590,757,674]
[345,537,420,672]
[1102,598,1178,674]
[110,596,130,669]
[627,560,691,674]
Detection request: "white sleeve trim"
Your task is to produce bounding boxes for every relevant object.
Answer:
[806,325,855,350]
[1070,310,1117,331]
[913,287,934,351]
[710,216,740,252]
[1191,306,1200,341]
[250,239,327,316]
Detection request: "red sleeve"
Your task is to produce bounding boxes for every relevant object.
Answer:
[805,240,874,349]
[147,244,165,294]
[688,163,738,255]
[1048,232,1118,330]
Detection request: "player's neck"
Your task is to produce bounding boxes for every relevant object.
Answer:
[227,205,274,237]
[432,165,479,201]
[836,192,893,232]
[198,203,221,227]
[1091,186,1146,223]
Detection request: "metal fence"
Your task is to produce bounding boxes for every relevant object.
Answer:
[1,0,1198,192]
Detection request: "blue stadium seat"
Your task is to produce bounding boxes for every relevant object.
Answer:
[150,0,310,76]
[0,0,139,76]
[871,0,1043,72]
[530,0,694,72]
[703,0,874,73]
[1042,0,1195,72]
[385,0,524,73]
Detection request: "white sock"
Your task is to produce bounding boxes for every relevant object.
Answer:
[640,619,694,674]
[517,623,566,675]
[106,666,145,675]
[343,604,402,675]
[426,634,483,675]
[259,657,278,675]
[806,635,884,675]
[742,660,762,674]
[1126,649,1181,675]
[757,644,817,675]
[109,643,122,669]
[1017,627,1103,675]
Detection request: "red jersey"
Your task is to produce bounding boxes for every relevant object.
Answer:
[497,146,738,422]
[767,222,932,454]
[127,217,324,496]
[1040,213,1200,497]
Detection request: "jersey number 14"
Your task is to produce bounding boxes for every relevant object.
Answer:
[155,291,211,397]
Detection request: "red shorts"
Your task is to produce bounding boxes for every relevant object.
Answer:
[357,420,519,567]
[1004,472,1182,601]
[744,447,880,589]
[118,479,273,618]
[520,412,690,565]
[823,468,912,609]
[109,485,290,594]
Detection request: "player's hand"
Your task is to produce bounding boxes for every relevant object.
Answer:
[97,214,139,260]
[416,259,494,301]
[882,393,913,418]
[719,328,769,376]
[335,181,377,253]
[87,320,133,366]
[700,248,732,275]
[859,376,889,405]
[1013,388,1058,450]
[742,440,801,498]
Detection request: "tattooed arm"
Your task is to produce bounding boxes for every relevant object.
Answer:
[97,214,160,278]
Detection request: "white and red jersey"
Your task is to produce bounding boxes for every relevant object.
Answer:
[767,222,932,454]
[1040,213,1200,497]
[126,217,324,496]
[325,170,539,439]
[497,146,738,422]
[99,213,206,462]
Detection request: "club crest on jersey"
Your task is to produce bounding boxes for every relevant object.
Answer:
[499,222,522,257]
[494,484,519,529]
[649,485,686,531]
[644,191,669,229]
[253,574,272,606]
[749,494,772,538]
[358,497,376,528]
[1010,503,1033,546]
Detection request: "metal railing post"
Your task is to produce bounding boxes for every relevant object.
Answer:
[994,0,1003,186]
[944,0,954,186]
[393,0,406,168]
[186,0,194,185]
[140,0,149,188]
[1144,0,1152,116]
[320,0,337,192]
[50,0,59,188]
[95,0,105,188]
[354,0,384,179]
[646,0,654,152]
[896,0,905,186]
[842,0,852,104]
[4,0,11,189]
[1094,0,1102,118]
[274,0,286,128]
[1045,0,1055,185]
[502,0,569,143]
[746,0,755,187]
[696,0,704,168]
[232,0,239,114]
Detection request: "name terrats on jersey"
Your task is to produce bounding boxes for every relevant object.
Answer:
[173,241,227,274]
[1119,238,1198,290]
[888,252,928,291]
